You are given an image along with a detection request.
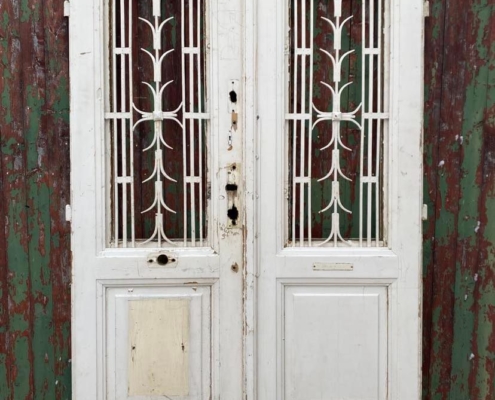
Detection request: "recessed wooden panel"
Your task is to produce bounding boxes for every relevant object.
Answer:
[283,285,387,400]
[105,285,211,400]
[128,298,190,396]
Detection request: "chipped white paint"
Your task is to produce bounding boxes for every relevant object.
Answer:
[475,221,481,233]
[128,299,190,396]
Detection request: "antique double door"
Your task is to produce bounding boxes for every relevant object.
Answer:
[69,0,423,398]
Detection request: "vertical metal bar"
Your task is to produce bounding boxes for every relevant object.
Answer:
[128,0,135,246]
[375,0,382,246]
[383,0,390,245]
[197,0,203,245]
[366,0,374,246]
[181,0,188,246]
[112,0,119,247]
[120,0,128,247]
[291,0,298,246]
[154,11,162,247]
[307,0,314,246]
[333,122,340,247]
[299,0,306,246]
[359,0,365,247]
[333,8,341,247]
[189,0,196,245]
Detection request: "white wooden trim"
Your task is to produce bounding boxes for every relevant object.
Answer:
[242,0,258,397]
[388,0,424,396]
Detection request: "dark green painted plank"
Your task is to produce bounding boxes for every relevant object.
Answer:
[422,0,447,395]
[449,1,493,397]
[42,0,72,397]
[471,5,495,397]
[427,0,465,396]
[0,0,72,398]
[0,0,35,397]
[423,0,495,399]
[22,0,56,394]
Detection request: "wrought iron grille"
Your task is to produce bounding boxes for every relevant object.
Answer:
[106,0,208,248]
[287,0,388,247]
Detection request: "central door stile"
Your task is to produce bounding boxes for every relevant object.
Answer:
[241,0,258,397]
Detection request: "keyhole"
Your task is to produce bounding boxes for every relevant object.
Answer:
[156,254,169,266]
[227,205,239,225]
[229,90,237,103]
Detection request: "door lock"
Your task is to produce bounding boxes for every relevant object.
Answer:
[146,252,177,267]
[227,205,239,225]
[226,164,241,228]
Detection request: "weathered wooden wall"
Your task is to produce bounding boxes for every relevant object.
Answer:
[0,0,72,398]
[422,0,495,398]
[0,0,494,399]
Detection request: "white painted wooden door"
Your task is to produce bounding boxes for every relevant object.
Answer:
[250,0,424,399]
[70,0,245,398]
[70,0,423,399]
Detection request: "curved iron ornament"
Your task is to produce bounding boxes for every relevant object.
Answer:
[315,13,362,246]
[287,0,387,247]
[107,0,209,248]
[135,13,181,246]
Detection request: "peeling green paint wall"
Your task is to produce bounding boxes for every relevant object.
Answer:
[423,0,495,398]
[0,0,494,399]
[0,0,71,399]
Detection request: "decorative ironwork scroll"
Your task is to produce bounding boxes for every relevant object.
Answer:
[287,0,388,247]
[106,0,208,248]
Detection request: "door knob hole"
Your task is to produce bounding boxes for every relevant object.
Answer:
[156,254,169,266]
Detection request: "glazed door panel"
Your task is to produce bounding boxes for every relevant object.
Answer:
[70,0,244,398]
[255,0,423,399]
